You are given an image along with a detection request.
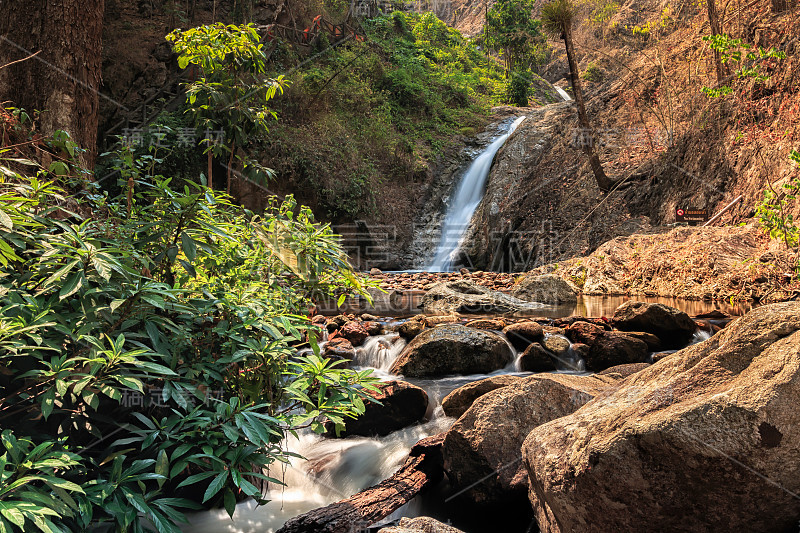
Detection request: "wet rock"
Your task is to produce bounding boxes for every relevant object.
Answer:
[323,338,355,361]
[566,321,605,345]
[378,517,465,533]
[519,342,557,372]
[570,342,590,360]
[442,373,616,505]
[370,268,384,276]
[421,280,546,315]
[325,380,428,438]
[542,335,571,358]
[340,321,369,346]
[502,321,544,350]
[620,330,662,351]
[363,321,384,336]
[360,313,380,321]
[464,318,505,330]
[511,274,577,304]
[311,314,327,326]
[398,316,426,341]
[389,324,513,378]
[584,331,648,371]
[611,301,696,348]
[523,301,800,533]
[441,375,523,418]
[423,314,460,327]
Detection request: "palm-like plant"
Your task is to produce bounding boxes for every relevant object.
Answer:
[542,0,614,192]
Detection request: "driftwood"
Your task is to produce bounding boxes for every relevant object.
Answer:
[276,433,445,533]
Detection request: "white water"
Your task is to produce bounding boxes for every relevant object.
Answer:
[426,116,527,271]
[555,86,572,101]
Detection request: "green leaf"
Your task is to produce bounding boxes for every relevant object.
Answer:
[202,471,228,503]
[180,232,197,261]
[0,210,12,230]
[92,254,112,281]
[223,489,236,518]
[58,272,83,300]
[155,449,169,489]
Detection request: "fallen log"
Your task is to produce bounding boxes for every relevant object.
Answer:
[276,433,445,533]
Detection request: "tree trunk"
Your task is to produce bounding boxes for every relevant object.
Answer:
[0,0,105,168]
[706,0,727,83]
[563,27,613,192]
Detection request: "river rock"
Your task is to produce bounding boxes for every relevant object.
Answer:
[523,301,800,533]
[566,321,605,345]
[519,342,557,372]
[441,375,523,418]
[511,273,578,304]
[389,324,513,378]
[611,301,697,348]
[325,380,428,438]
[421,280,545,315]
[323,338,355,361]
[620,330,662,351]
[398,316,425,341]
[502,321,544,350]
[584,331,648,371]
[542,335,571,358]
[378,517,465,533]
[464,318,505,330]
[442,373,617,505]
[363,321,384,336]
[340,320,369,346]
[423,314,460,327]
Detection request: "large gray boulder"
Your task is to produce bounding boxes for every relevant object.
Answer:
[511,274,578,304]
[441,373,617,505]
[523,301,800,533]
[421,280,546,315]
[389,324,513,377]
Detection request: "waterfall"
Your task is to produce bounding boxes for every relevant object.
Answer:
[555,86,572,101]
[426,116,526,272]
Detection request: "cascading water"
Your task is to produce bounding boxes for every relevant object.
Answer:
[555,86,572,101]
[426,116,526,271]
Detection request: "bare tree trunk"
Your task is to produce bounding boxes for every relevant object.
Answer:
[0,0,104,168]
[563,26,613,192]
[706,0,727,83]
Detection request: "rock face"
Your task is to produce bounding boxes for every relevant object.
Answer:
[523,301,800,533]
[378,517,465,533]
[389,324,514,378]
[421,280,546,315]
[326,381,428,438]
[442,373,617,505]
[611,301,697,348]
[511,274,578,304]
[502,321,544,350]
[441,375,523,418]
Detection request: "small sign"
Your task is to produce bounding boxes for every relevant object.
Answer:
[676,208,708,224]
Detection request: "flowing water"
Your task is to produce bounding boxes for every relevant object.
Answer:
[427,116,527,272]
[555,86,572,101]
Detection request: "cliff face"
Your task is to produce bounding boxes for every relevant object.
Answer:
[458,0,799,279]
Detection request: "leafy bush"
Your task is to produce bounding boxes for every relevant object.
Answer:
[0,131,378,531]
[507,69,532,106]
[756,150,800,249]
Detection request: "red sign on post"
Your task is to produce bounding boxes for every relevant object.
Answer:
[676,208,708,224]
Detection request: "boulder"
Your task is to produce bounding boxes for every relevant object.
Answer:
[421,280,546,315]
[323,338,355,361]
[584,331,648,371]
[519,342,557,372]
[523,301,800,533]
[511,274,578,304]
[597,362,651,379]
[325,380,428,438]
[442,373,616,505]
[502,321,544,350]
[363,321,385,336]
[389,324,513,378]
[340,320,369,346]
[620,330,662,351]
[566,321,605,345]
[542,335,571,358]
[611,301,697,348]
[378,517,465,533]
[464,318,505,330]
[398,316,425,341]
[423,314,460,327]
[441,375,523,418]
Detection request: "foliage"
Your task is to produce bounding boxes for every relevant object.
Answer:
[0,130,379,531]
[587,0,619,39]
[166,23,287,184]
[701,34,786,97]
[756,150,800,249]
[541,0,578,39]
[485,0,545,71]
[507,68,532,106]
[582,61,604,82]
